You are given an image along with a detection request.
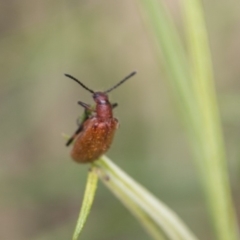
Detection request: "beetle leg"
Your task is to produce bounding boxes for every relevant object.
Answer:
[67,104,92,146]
[66,108,90,146]
[112,103,118,109]
[78,101,93,111]
[76,101,94,126]
[66,122,84,146]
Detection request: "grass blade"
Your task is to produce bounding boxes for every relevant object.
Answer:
[138,0,200,140]
[94,156,199,240]
[138,0,239,239]
[72,167,98,240]
[181,1,240,239]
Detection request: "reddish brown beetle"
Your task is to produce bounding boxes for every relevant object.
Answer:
[65,71,137,163]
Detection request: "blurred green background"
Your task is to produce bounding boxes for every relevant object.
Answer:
[1,1,239,239]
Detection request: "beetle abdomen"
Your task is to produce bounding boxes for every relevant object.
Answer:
[71,117,118,163]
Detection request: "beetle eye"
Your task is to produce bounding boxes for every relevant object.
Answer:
[93,93,98,99]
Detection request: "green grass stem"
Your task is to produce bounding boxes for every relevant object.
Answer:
[94,156,199,240]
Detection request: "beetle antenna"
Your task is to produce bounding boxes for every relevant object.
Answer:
[104,71,137,94]
[65,74,95,94]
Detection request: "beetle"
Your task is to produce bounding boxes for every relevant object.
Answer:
[65,71,137,163]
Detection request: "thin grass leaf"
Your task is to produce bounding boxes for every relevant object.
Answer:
[72,167,98,240]
[93,156,199,240]
[181,1,240,239]
[138,0,201,141]
[138,0,239,239]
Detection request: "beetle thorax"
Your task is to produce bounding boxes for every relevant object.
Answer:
[93,92,113,119]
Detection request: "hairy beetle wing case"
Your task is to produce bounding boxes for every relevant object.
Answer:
[71,117,119,163]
